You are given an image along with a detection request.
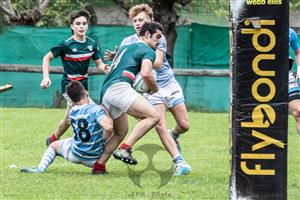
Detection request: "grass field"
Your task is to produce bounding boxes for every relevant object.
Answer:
[1,108,299,200]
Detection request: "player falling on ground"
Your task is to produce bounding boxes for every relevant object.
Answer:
[41,10,109,145]
[105,4,191,176]
[97,22,162,171]
[288,27,300,136]
[21,81,113,174]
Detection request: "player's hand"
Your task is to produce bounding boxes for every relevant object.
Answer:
[104,46,119,61]
[40,77,51,89]
[149,86,159,95]
[102,63,111,74]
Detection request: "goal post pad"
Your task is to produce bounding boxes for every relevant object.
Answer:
[230,1,289,199]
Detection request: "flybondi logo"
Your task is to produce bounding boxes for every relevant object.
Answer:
[240,19,284,175]
[127,144,173,189]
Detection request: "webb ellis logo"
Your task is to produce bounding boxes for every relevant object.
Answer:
[127,144,173,189]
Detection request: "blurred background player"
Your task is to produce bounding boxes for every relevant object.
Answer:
[98,22,161,167]
[21,81,113,174]
[41,10,109,145]
[105,4,191,175]
[288,27,300,135]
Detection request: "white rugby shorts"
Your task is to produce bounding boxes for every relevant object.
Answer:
[102,82,141,119]
[144,79,185,108]
[60,138,98,167]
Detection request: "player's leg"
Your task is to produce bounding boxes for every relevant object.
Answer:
[113,95,160,165]
[93,113,129,173]
[154,104,176,156]
[46,94,74,145]
[124,95,160,145]
[154,103,183,158]
[163,79,189,152]
[53,106,71,138]
[289,99,300,135]
[167,80,189,134]
[154,103,191,175]
[103,82,159,164]
[169,102,189,135]
[288,71,300,136]
[20,139,68,173]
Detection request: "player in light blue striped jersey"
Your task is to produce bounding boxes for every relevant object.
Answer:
[288,27,300,135]
[21,81,113,174]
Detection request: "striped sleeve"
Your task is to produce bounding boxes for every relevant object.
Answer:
[92,105,106,125]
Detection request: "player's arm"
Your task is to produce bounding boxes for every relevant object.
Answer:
[141,59,158,94]
[153,49,164,69]
[40,51,54,89]
[94,59,110,74]
[99,115,113,139]
[153,35,167,69]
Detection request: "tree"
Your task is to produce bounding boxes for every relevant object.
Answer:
[113,0,192,67]
[0,0,50,25]
[0,0,98,26]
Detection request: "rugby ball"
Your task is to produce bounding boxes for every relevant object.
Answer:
[133,70,157,93]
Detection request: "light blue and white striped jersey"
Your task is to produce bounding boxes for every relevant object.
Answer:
[69,104,106,161]
[120,34,174,87]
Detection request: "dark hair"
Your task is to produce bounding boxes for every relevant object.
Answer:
[66,81,86,103]
[139,22,163,37]
[69,10,90,24]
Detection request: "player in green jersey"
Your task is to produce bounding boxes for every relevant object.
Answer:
[105,4,191,176]
[96,22,162,167]
[41,10,109,146]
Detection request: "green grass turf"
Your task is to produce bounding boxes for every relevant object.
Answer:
[1,108,299,199]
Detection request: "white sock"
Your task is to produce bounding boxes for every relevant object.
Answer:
[173,154,184,164]
[37,147,56,172]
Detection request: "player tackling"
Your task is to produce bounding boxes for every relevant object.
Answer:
[21,81,113,174]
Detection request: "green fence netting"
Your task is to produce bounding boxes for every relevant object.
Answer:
[191,23,230,69]
[0,24,254,112]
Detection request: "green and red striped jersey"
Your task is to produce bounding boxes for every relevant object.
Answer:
[100,42,156,102]
[51,36,102,93]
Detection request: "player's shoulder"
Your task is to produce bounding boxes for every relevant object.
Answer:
[63,36,74,45]
[88,104,105,114]
[136,42,154,52]
[54,37,71,48]
[160,34,167,43]
[121,34,138,46]
[69,104,81,115]
[85,36,98,47]
[136,43,156,60]
[86,36,96,43]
